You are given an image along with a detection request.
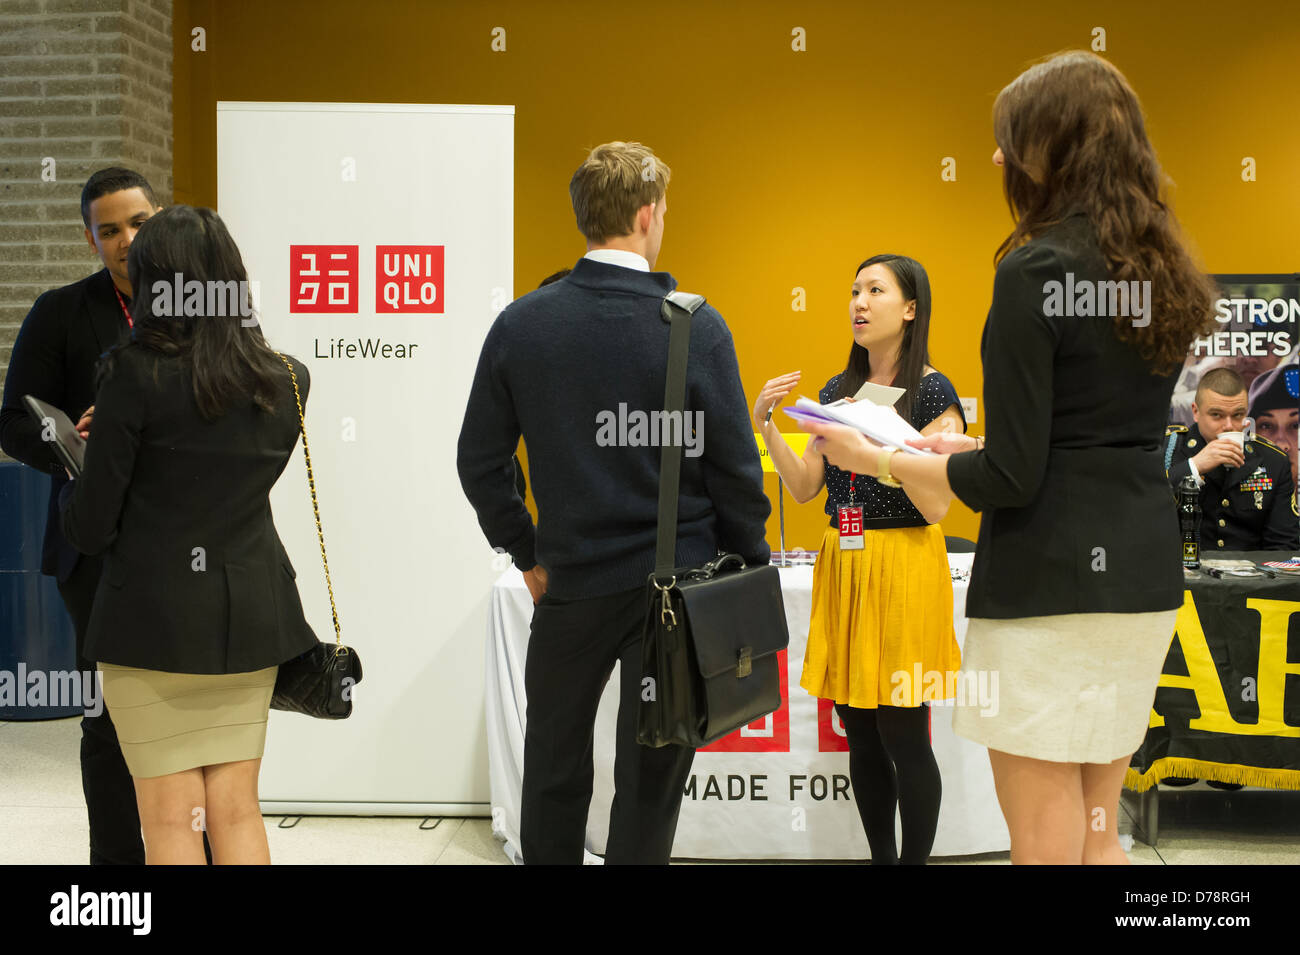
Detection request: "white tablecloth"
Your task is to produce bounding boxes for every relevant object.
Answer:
[485,557,1009,862]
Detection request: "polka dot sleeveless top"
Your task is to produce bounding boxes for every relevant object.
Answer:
[820,371,965,529]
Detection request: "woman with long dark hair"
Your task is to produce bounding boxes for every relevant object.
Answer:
[60,205,319,864]
[796,51,1218,864]
[755,253,966,864]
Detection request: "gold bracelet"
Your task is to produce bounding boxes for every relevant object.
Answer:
[878,447,902,488]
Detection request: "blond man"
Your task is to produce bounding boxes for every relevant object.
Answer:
[458,142,770,864]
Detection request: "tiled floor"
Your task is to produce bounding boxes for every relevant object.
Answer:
[3,717,1298,864]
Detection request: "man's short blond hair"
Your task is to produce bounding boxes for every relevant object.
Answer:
[569,142,671,243]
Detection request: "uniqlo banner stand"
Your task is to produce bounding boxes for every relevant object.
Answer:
[218,103,513,813]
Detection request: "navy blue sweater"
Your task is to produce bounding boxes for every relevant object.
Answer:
[457,257,771,600]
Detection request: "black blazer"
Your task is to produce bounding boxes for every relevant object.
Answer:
[947,213,1184,617]
[0,269,130,582]
[59,345,319,673]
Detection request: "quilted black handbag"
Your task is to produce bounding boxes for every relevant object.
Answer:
[637,292,789,748]
[272,640,362,720]
[269,354,363,719]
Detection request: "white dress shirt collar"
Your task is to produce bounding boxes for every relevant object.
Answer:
[583,248,650,272]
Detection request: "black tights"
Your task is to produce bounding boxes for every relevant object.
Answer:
[834,702,941,865]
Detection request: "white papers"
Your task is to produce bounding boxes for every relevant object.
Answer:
[850,380,905,406]
[783,395,931,455]
[824,382,904,410]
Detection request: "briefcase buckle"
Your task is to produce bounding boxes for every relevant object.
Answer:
[737,646,752,678]
[652,576,677,628]
[660,589,677,628]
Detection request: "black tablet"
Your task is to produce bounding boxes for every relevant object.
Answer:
[22,395,86,478]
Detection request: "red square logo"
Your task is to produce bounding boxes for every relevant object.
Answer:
[817,697,849,752]
[699,649,789,752]
[289,245,358,314]
[376,245,444,313]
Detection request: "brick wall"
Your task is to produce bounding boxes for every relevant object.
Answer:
[0,0,172,461]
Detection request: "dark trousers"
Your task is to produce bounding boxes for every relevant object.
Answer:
[56,553,146,865]
[520,585,696,865]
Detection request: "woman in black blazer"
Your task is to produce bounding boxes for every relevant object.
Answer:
[60,205,318,865]
[797,51,1217,864]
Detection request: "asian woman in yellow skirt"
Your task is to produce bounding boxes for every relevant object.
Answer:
[754,254,965,864]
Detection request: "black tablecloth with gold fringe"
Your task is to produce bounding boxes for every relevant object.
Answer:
[1127,551,1300,791]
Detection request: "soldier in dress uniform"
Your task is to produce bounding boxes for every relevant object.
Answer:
[1164,367,1299,552]
[1161,367,1298,791]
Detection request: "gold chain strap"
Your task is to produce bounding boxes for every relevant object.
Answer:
[276,352,342,645]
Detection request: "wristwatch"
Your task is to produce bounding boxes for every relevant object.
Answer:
[878,448,902,488]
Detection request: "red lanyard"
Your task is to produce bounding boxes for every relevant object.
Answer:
[848,471,857,505]
[112,285,133,329]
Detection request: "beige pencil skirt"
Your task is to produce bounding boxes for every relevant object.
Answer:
[98,663,279,779]
[950,610,1179,764]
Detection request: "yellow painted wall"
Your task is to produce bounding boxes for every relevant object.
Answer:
[172,0,1300,550]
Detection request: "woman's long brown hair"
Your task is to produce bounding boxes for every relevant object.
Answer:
[993,51,1217,373]
[114,205,289,421]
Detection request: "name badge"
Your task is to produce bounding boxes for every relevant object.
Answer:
[838,505,864,550]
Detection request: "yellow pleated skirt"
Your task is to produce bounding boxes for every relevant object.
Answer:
[801,523,961,709]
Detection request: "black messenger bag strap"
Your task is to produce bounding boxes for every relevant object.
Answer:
[653,291,707,583]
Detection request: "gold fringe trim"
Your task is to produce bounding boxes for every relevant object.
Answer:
[1125,757,1300,793]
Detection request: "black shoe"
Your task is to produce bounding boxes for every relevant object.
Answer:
[1207,780,1244,791]
[1160,776,1197,787]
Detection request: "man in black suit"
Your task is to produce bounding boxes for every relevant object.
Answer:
[0,167,161,864]
[1164,366,1297,551]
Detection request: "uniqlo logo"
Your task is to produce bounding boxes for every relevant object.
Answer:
[817,697,849,752]
[290,245,358,313]
[699,649,789,753]
[839,506,862,535]
[376,245,444,313]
